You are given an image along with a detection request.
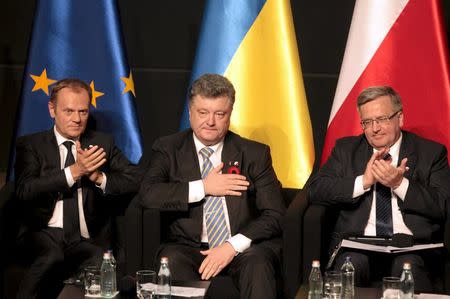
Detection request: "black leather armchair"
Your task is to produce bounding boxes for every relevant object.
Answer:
[0,181,141,298]
[141,188,307,299]
[301,200,450,294]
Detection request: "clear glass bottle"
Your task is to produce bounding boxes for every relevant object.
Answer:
[400,262,414,299]
[308,260,323,299]
[341,256,355,299]
[107,249,116,269]
[157,256,171,299]
[100,251,117,298]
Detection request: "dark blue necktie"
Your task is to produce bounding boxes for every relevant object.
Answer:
[376,182,393,237]
[62,141,81,243]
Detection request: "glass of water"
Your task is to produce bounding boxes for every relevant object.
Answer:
[136,270,156,299]
[84,266,101,296]
[324,270,343,299]
[382,277,402,299]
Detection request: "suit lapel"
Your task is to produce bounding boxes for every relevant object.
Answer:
[221,132,243,234]
[176,132,204,233]
[46,129,62,170]
[355,136,373,176]
[353,136,375,225]
[398,132,417,181]
[176,132,202,180]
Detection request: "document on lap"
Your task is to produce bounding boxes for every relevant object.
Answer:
[341,239,443,253]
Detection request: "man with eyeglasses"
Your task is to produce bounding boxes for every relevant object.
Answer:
[308,86,450,292]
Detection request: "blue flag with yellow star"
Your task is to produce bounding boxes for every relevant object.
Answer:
[8,0,142,179]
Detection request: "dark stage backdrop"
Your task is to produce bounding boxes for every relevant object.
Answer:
[0,0,449,185]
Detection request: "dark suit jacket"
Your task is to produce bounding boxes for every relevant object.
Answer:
[139,129,285,247]
[308,131,450,247]
[14,129,140,246]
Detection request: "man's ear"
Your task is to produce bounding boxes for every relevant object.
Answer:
[48,101,56,118]
[398,111,404,127]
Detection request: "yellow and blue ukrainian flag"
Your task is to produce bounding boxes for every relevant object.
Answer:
[8,0,142,179]
[180,0,314,188]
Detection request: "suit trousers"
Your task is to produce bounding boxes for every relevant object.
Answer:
[16,227,103,299]
[157,239,282,299]
[334,248,444,293]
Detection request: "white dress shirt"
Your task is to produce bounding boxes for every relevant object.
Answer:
[352,134,413,236]
[188,133,252,253]
[47,127,107,238]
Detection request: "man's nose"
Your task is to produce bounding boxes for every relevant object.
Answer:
[206,114,215,125]
[72,112,81,122]
[371,120,381,131]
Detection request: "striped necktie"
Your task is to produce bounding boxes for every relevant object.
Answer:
[199,147,231,248]
[376,182,393,237]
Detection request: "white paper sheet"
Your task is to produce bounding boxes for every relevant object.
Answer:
[142,282,206,297]
[341,239,443,253]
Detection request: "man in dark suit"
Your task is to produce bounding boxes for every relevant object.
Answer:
[309,86,450,292]
[139,73,285,299]
[14,78,139,298]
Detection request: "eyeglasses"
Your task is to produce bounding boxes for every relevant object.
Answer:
[360,110,401,129]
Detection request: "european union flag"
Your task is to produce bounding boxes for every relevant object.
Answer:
[8,0,142,179]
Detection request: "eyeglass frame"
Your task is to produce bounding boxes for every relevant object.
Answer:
[360,110,402,130]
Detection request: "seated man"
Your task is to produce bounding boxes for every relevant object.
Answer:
[139,73,285,299]
[308,86,450,292]
[14,78,140,299]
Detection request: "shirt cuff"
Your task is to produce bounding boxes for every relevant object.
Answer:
[64,167,75,187]
[227,234,252,253]
[97,172,107,193]
[393,177,409,201]
[353,175,369,198]
[188,179,205,203]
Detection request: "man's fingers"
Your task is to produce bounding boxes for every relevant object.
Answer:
[90,159,106,172]
[398,158,408,171]
[230,185,248,191]
[212,265,223,277]
[202,262,219,280]
[227,190,242,196]
[199,257,209,274]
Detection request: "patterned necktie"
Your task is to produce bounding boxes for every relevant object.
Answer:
[62,141,81,243]
[200,147,231,248]
[376,182,393,237]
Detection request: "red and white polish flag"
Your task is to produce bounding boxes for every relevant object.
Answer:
[321,0,450,165]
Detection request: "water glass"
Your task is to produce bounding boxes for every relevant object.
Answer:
[136,270,156,299]
[324,270,342,299]
[84,266,101,296]
[382,277,402,299]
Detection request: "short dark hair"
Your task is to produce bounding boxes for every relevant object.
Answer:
[357,86,402,112]
[188,73,235,107]
[50,78,92,104]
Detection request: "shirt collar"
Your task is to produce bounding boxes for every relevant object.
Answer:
[372,133,403,162]
[192,132,223,156]
[53,126,78,146]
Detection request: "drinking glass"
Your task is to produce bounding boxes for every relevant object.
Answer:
[382,277,402,299]
[136,270,156,299]
[84,266,101,296]
[323,270,342,299]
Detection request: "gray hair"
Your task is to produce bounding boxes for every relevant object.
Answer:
[357,86,402,112]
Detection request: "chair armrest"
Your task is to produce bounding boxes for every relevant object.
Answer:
[142,207,161,270]
[116,196,143,276]
[302,204,331,282]
[282,189,308,299]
